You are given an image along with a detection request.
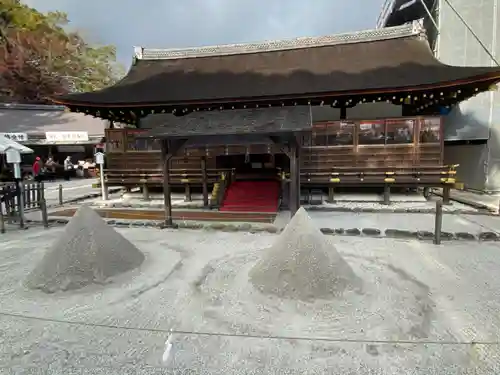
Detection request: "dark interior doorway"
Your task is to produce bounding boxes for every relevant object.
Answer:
[216,153,289,180]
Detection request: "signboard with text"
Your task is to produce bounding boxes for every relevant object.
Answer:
[0,133,28,142]
[45,131,89,143]
[95,152,104,165]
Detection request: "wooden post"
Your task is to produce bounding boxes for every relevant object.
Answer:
[289,144,298,216]
[201,157,209,207]
[40,198,49,228]
[39,182,48,228]
[5,185,12,222]
[434,199,443,245]
[328,186,335,203]
[142,184,150,200]
[296,144,301,209]
[442,186,451,205]
[184,184,192,202]
[26,183,32,208]
[17,180,24,229]
[162,140,173,227]
[383,185,391,205]
[0,199,5,234]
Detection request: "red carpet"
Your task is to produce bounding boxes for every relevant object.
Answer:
[220,180,280,213]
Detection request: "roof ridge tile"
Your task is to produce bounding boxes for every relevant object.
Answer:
[136,22,423,61]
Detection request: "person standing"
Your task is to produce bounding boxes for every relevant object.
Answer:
[63,156,73,181]
[32,157,43,183]
[44,157,56,181]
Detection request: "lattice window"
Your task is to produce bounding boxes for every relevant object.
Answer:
[311,121,354,146]
[125,130,161,151]
[420,117,441,143]
[106,130,124,153]
[386,119,414,144]
[358,120,385,145]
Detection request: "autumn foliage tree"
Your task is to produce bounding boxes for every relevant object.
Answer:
[0,0,124,103]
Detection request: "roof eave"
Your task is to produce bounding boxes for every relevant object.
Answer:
[51,71,500,109]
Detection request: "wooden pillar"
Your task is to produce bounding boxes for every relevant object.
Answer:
[289,144,298,216]
[383,184,391,205]
[340,107,347,120]
[142,184,149,200]
[442,186,451,205]
[184,184,192,202]
[201,156,209,207]
[161,140,173,227]
[296,144,301,209]
[328,186,335,203]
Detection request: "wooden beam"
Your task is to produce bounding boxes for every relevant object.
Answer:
[269,135,292,159]
[164,138,187,160]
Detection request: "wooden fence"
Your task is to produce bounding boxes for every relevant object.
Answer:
[0,181,48,233]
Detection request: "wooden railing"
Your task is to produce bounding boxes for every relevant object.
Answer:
[104,168,232,186]
[297,165,458,186]
[0,181,49,232]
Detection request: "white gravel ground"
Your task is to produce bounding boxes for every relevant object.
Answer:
[1,226,500,374]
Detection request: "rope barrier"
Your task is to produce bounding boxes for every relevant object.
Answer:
[0,311,498,346]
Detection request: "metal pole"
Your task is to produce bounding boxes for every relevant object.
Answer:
[434,199,443,245]
[100,163,108,200]
[418,0,440,31]
[442,0,500,66]
[58,184,63,205]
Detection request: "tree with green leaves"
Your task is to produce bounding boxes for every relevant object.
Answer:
[0,0,124,103]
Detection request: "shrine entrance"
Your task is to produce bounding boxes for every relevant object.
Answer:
[216,153,288,180]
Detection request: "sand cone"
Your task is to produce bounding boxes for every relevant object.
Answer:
[249,207,359,300]
[26,205,144,293]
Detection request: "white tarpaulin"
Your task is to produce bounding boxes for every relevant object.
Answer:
[0,135,33,154]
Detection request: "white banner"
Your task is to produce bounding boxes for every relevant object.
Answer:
[0,132,28,142]
[45,131,89,143]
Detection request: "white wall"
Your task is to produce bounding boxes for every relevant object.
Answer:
[437,0,500,191]
[438,0,496,142]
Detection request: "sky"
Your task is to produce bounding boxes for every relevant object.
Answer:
[22,0,387,68]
